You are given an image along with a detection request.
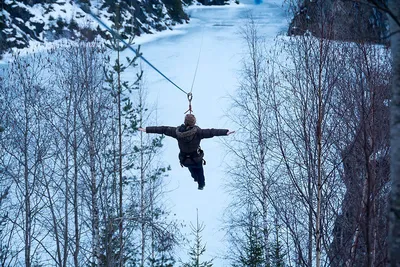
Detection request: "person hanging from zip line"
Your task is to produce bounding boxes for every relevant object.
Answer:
[138,114,235,190]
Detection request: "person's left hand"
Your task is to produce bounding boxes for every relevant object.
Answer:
[138,127,146,132]
[227,130,235,135]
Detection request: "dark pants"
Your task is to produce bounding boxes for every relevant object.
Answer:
[188,163,205,187]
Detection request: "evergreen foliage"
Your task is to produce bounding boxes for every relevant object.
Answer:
[97,5,143,264]
[162,0,188,21]
[100,6,179,266]
[232,211,264,267]
[131,75,178,266]
[148,234,176,267]
[182,210,213,267]
[98,214,124,266]
[0,27,178,266]
[0,0,190,58]
[269,220,286,267]
[55,17,66,35]
[0,10,5,58]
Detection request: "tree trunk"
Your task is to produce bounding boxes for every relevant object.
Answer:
[90,136,100,267]
[315,37,324,267]
[140,93,146,267]
[73,99,80,267]
[117,50,124,267]
[63,96,71,267]
[43,169,63,266]
[88,96,100,266]
[24,101,31,267]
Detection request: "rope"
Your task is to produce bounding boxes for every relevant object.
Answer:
[186,27,204,113]
[190,27,204,93]
[74,0,188,95]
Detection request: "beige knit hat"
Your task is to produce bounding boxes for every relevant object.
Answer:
[184,114,196,127]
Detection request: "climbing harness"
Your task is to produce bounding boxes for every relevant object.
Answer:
[179,147,206,168]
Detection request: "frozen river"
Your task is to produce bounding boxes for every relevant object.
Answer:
[127,0,289,264]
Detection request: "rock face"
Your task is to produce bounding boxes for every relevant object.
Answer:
[329,143,390,266]
[0,0,190,57]
[288,0,388,43]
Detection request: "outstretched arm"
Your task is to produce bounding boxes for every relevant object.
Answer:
[139,126,177,138]
[199,128,235,139]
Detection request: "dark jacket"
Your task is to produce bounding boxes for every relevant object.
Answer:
[146,125,228,165]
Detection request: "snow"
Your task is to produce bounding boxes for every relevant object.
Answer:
[28,4,46,20]
[119,0,288,264]
[25,21,37,31]
[0,0,289,264]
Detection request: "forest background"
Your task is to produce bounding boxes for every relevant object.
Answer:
[0,0,400,266]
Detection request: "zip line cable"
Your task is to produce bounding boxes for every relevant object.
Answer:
[74,0,188,95]
[185,27,204,114]
[189,26,204,93]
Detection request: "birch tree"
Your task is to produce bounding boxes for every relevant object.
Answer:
[45,41,105,267]
[0,73,14,266]
[75,43,110,266]
[0,53,52,266]
[125,70,179,267]
[223,17,274,267]
[225,14,345,266]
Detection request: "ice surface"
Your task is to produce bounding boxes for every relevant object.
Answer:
[121,0,288,263]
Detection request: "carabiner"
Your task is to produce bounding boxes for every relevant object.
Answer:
[184,93,193,114]
[187,92,193,102]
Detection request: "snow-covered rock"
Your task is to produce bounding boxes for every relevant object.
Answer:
[0,0,193,57]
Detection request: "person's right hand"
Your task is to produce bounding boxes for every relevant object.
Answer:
[227,130,235,135]
[138,127,146,132]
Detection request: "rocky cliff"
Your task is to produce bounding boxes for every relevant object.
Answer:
[0,0,232,57]
[288,0,389,43]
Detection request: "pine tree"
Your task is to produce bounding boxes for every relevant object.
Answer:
[182,210,213,267]
[235,211,264,267]
[269,218,286,267]
[100,3,142,265]
[0,6,5,58]
[148,233,176,267]
[163,0,187,21]
[125,67,179,267]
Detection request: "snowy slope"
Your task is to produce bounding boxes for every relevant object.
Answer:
[0,0,186,57]
[0,0,242,58]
